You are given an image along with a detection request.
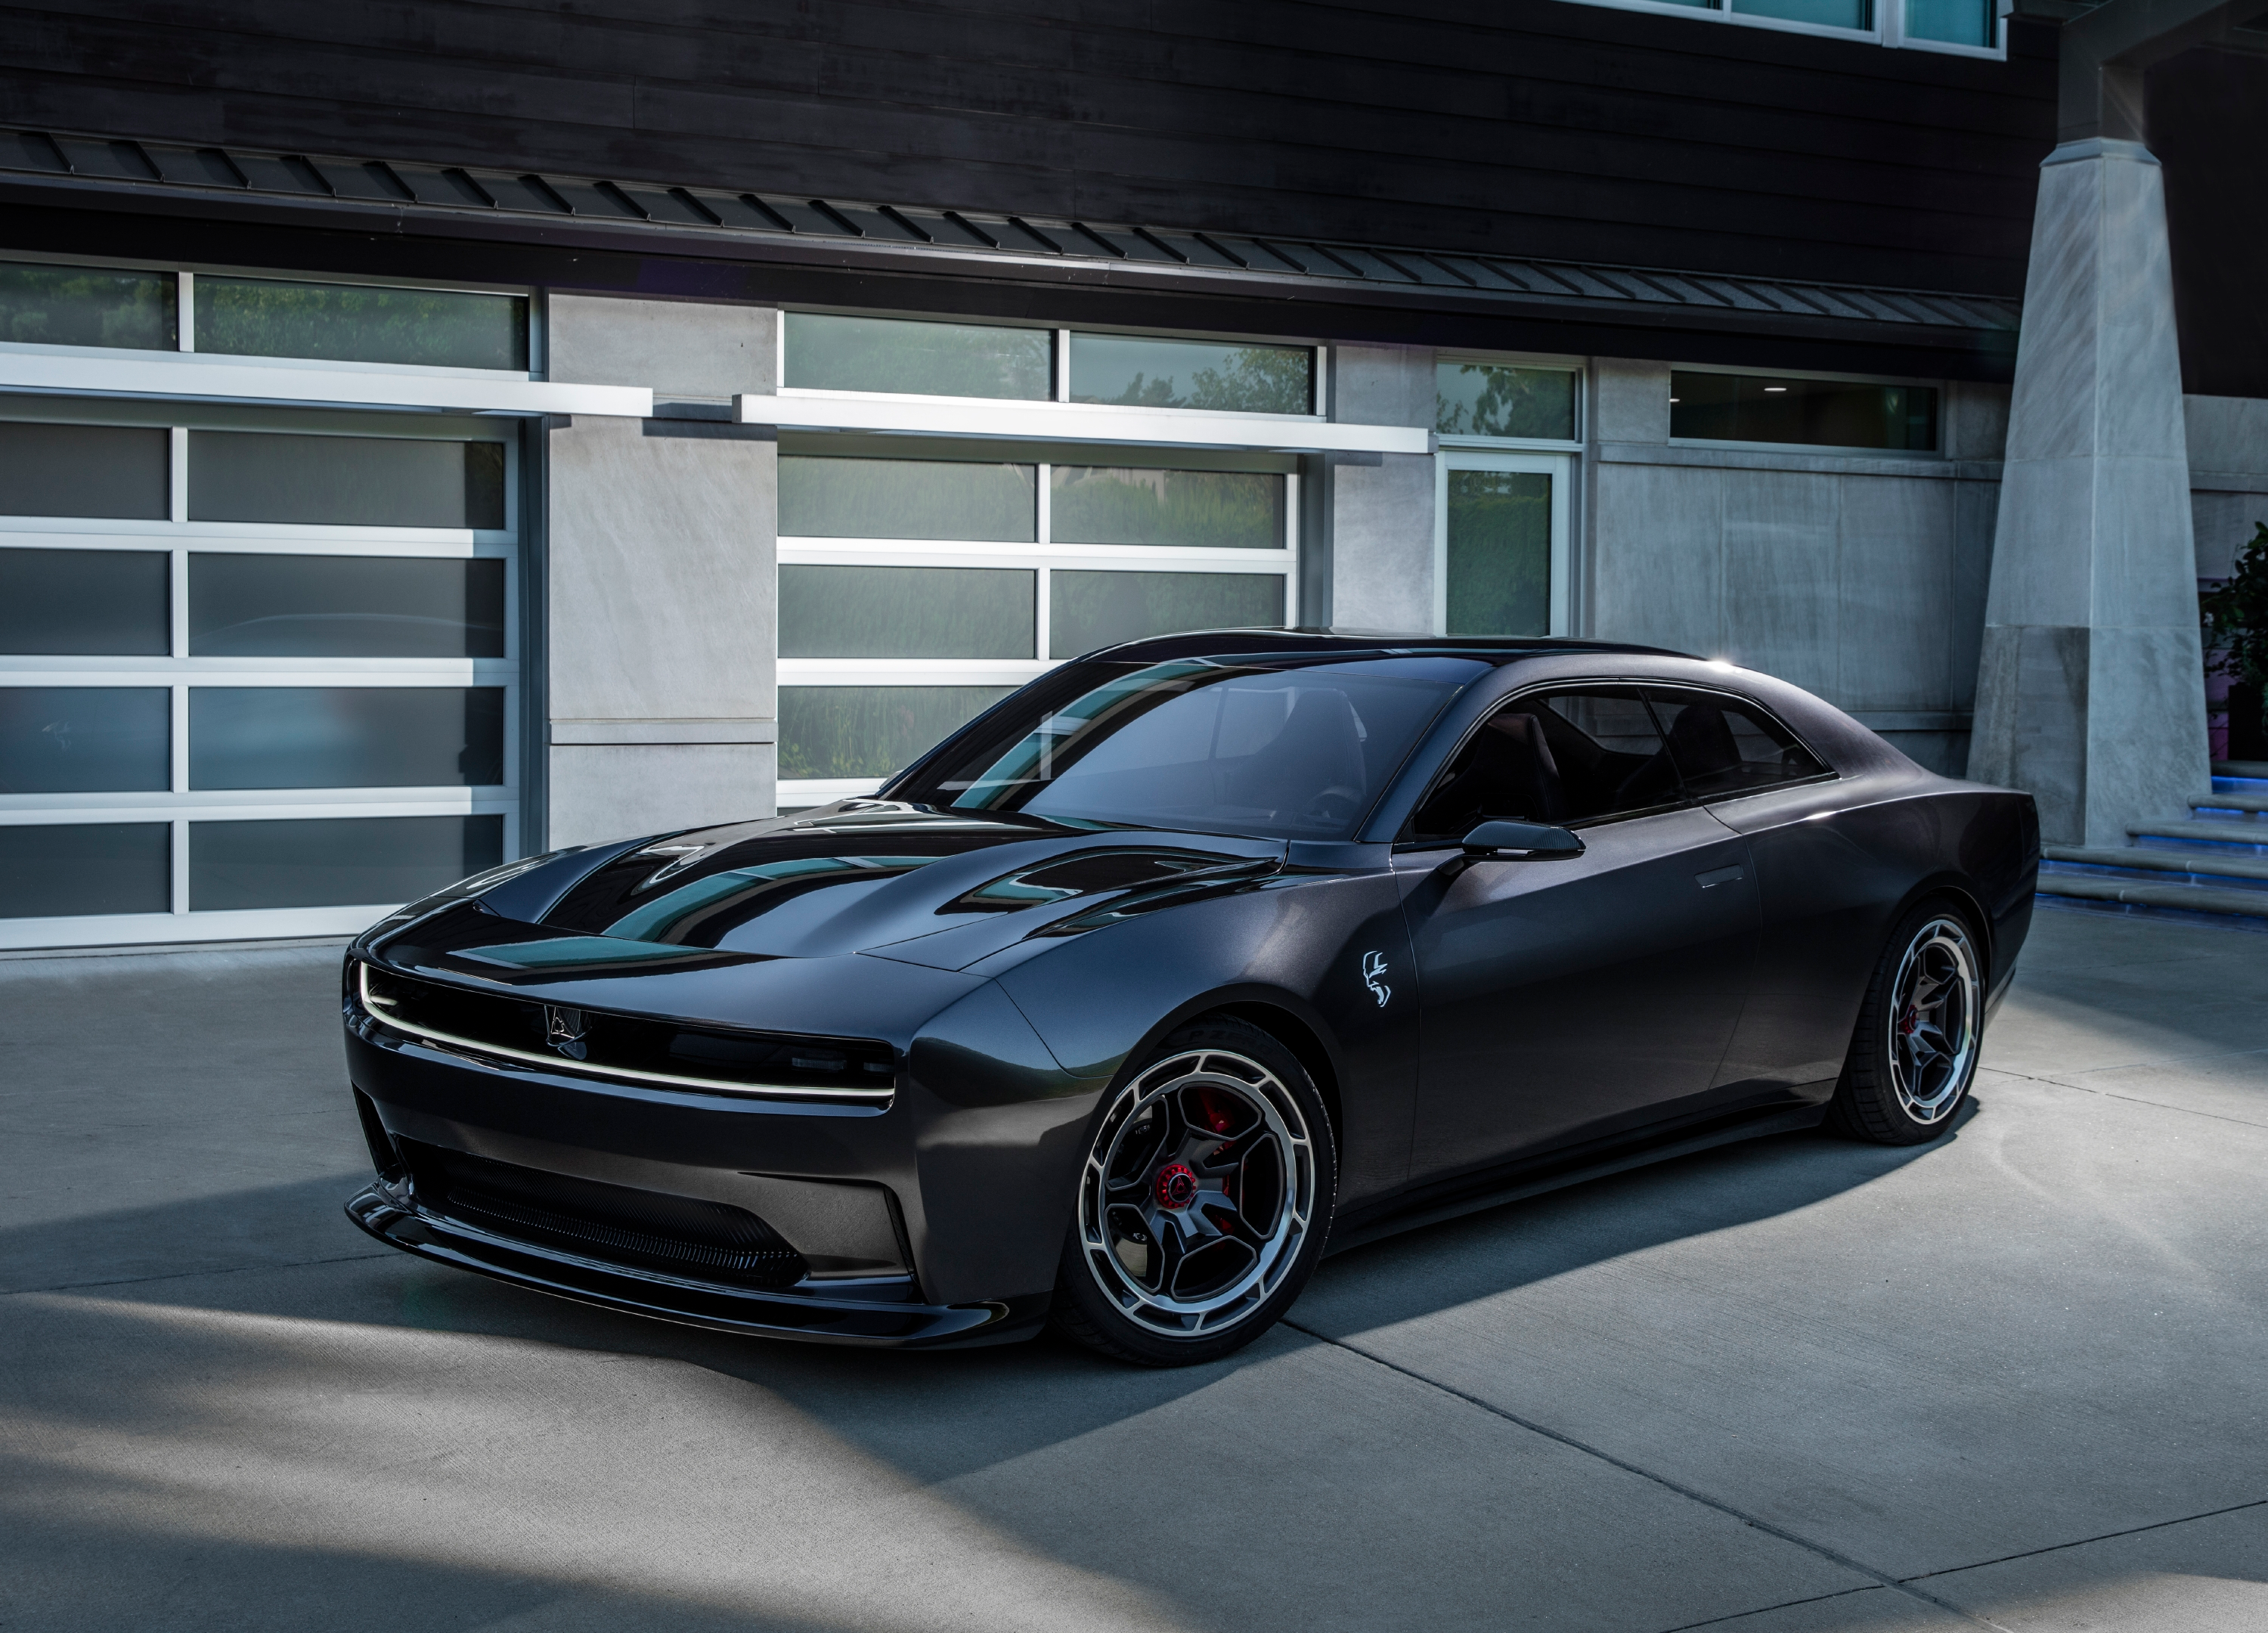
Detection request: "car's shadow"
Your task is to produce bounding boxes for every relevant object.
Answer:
[4,1100,1974,1487]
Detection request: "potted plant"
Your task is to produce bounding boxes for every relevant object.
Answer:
[2202,521,2268,764]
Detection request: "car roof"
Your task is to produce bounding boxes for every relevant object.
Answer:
[1080,627,1695,666]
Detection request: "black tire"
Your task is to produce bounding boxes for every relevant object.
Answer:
[1050,1017,1336,1367]
[1828,900,1986,1145]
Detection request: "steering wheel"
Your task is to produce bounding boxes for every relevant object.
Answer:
[1303,786,1364,828]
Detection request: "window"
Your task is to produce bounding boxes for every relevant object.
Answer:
[1408,687,1681,842]
[1552,0,1997,51]
[1436,363,1578,442]
[1670,372,1939,453]
[0,261,175,350]
[194,277,528,371]
[1436,453,1570,638]
[782,313,1052,400]
[0,401,521,942]
[1069,334,1314,415]
[899,655,1469,841]
[1647,688,1830,798]
[776,442,1295,807]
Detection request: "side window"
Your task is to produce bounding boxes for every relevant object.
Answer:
[1645,689,1830,801]
[1406,686,1682,843]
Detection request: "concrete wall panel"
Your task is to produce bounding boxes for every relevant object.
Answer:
[548,293,777,402]
[548,744,775,847]
[1720,469,1838,697]
[1590,461,1722,658]
[1836,474,1960,713]
[1331,454,1436,633]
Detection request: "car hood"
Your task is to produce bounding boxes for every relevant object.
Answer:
[396,802,1285,975]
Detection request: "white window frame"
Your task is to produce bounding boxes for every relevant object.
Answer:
[1433,451,1573,640]
[0,398,524,950]
[1665,362,1950,459]
[1550,0,2004,57]
[1433,352,1587,454]
[776,440,1299,810]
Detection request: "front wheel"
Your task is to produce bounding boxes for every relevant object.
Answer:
[1829,902,1984,1145]
[1050,1018,1334,1366]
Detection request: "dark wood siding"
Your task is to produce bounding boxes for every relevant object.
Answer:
[0,0,2055,295]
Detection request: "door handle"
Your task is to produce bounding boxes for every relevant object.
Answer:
[1695,865,1745,889]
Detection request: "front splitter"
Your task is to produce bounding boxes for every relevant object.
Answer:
[345,1183,1047,1349]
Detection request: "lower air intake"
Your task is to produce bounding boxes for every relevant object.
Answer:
[403,1142,808,1288]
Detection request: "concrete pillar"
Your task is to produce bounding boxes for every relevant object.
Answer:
[541,295,779,847]
[1325,343,1436,634]
[1967,140,2210,847]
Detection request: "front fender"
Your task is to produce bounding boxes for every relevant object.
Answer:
[980,871,1417,1209]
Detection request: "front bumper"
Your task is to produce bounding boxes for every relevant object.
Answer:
[345,1179,1049,1347]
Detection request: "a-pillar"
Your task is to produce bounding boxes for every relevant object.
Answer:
[1967,138,2209,846]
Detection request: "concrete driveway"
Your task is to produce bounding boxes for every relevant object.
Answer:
[4,904,2266,1632]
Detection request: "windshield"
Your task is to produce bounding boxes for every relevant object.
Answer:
[891,655,1478,840]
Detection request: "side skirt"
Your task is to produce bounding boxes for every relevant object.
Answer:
[1324,1102,1830,1256]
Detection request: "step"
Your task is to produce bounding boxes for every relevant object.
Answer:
[2037,872,2268,922]
[2127,820,2268,854]
[2043,847,2268,889]
[2194,792,2268,816]
[2214,760,2268,780]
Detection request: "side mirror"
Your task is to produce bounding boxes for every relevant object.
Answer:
[1461,820,1585,860]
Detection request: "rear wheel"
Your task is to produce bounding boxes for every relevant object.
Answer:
[1051,1018,1334,1366]
[1829,902,1984,1145]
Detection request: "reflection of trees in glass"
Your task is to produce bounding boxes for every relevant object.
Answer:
[1074,339,1312,414]
[196,279,527,370]
[780,566,1033,659]
[0,264,174,349]
[785,314,1052,399]
[779,686,1015,779]
[1435,365,1576,440]
[779,457,1036,542]
[1445,472,1550,637]
[1049,570,1284,658]
[1050,468,1283,549]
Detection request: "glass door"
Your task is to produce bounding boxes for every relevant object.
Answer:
[1433,451,1569,637]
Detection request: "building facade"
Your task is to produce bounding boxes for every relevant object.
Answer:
[0,0,2261,949]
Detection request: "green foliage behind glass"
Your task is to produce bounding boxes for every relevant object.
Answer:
[1435,364,1576,440]
[1070,335,1312,414]
[195,277,527,370]
[2202,522,2268,691]
[779,686,1016,779]
[784,313,1052,399]
[0,263,174,349]
[1445,470,1550,637]
[1051,467,1284,549]
[779,457,1036,542]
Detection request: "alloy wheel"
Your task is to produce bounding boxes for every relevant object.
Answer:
[1077,1048,1317,1339]
[1887,916,1980,1123]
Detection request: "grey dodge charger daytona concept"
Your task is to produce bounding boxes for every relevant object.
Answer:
[342,631,2039,1365]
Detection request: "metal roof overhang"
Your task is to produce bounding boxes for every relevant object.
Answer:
[0,125,2023,382]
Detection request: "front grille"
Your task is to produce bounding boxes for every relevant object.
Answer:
[353,962,896,1102]
[401,1142,809,1287]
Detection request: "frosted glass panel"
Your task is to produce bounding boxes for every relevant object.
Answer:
[190,814,503,910]
[196,277,527,370]
[189,432,507,529]
[778,456,1035,541]
[0,823,169,919]
[779,686,1015,780]
[0,262,174,349]
[779,566,1033,658]
[0,548,169,655]
[783,313,1052,399]
[0,422,169,519]
[0,687,169,793]
[190,687,505,789]
[1730,0,1868,26]
[1904,0,1991,43]
[191,555,507,658]
[1445,470,1551,637]
[1070,334,1312,414]
[1049,572,1284,658]
[1435,364,1578,440]
[1050,468,1284,550]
